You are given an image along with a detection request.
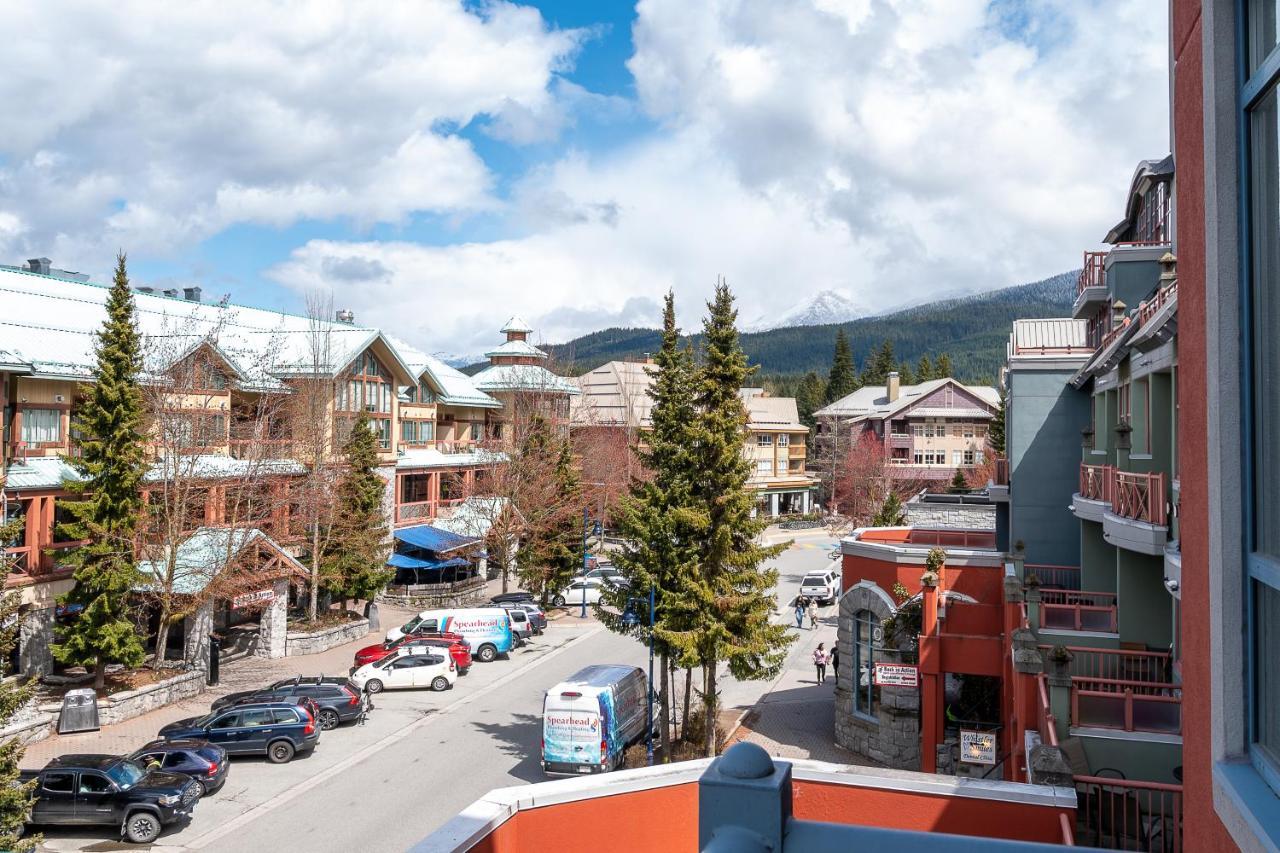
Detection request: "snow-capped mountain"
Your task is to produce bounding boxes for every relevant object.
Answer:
[747,289,866,332]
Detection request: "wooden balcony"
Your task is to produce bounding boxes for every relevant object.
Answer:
[1071,676,1181,734]
[1038,645,1173,683]
[993,457,1008,486]
[1074,775,1182,852]
[1076,251,1107,295]
[1040,589,1117,633]
[228,439,294,460]
[1079,463,1114,502]
[1025,563,1080,590]
[1112,471,1167,526]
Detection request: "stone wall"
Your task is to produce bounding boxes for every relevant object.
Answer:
[96,670,207,726]
[904,501,996,531]
[285,617,369,656]
[19,607,54,677]
[834,581,921,770]
[255,580,289,659]
[377,585,486,610]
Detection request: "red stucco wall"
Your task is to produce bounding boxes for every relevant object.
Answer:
[841,553,1003,605]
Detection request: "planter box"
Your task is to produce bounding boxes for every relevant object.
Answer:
[285,617,369,656]
[0,702,56,745]
[96,670,206,727]
[378,585,486,610]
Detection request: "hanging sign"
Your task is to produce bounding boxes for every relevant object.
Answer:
[873,662,919,687]
[232,589,275,609]
[960,729,997,765]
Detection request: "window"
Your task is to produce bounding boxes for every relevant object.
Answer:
[241,709,275,727]
[471,422,481,441]
[210,713,239,729]
[912,424,924,437]
[913,451,923,465]
[374,419,391,450]
[757,459,773,476]
[43,772,74,794]
[419,382,436,403]
[963,423,975,438]
[778,434,790,447]
[21,408,61,445]
[964,450,975,465]
[757,434,773,446]
[952,451,963,466]
[853,610,878,717]
[976,449,984,465]
[79,773,113,794]
[401,420,434,444]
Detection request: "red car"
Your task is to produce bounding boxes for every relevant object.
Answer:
[352,632,472,673]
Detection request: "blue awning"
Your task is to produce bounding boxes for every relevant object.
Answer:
[387,553,470,571]
[392,524,480,555]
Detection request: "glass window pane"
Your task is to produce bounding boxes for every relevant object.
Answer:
[1251,0,1280,74]
[1256,581,1280,769]
[1252,87,1280,559]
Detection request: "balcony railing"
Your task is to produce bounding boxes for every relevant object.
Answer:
[228,439,294,460]
[1036,673,1060,748]
[1071,677,1182,734]
[1077,251,1108,296]
[1080,464,1114,502]
[1112,471,1167,526]
[1039,645,1173,684]
[902,529,997,548]
[1099,316,1133,353]
[1026,563,1080,591]
[395,500,436,524]
[887,433,913,449]
[1040,589,1117,632]
[1074,775,1182,852]
[1138,281,1177,328]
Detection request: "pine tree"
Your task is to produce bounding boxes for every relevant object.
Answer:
[861,339,896,386]
[544,440,584,597]
[55,254,148,690]
[795,372,826,429]
[824,330,858,404]
[949,468,969,493]
[989,385,1007,456]
[895,360,915,386]
[936,353,954,379]
[916,354,934,382]
[677,282,792,757]
[871,491,907,526]
[602,292,702,761]
[322,412,393,610]
[0,509,37,850]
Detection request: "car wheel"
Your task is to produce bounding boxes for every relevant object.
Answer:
[431,676,450,691]
[365,679,384,694]
[124,811,161,843]
[267,740,296,764]
[318,709,340,731]
[552,594,565,607]
[477,644,497,663]
[193,779,207,798]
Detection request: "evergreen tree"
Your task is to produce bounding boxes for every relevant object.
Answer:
[861,339,896,386]
[935,353,954,379]
[871,491,907,526]
[916,354,934,382]
[989,385,1007,456]
[895,360,915,386]
[824,330,858,404]
[795,372,826,429]
[55,254,148,690]
[601,292,702,760]
[676,282,792,757]
[322,412,393,610]
[544,440,584,596]
[949,468,969,493]
[0,510,37,850]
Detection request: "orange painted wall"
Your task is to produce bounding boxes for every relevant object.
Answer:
[841,554,1003,606]
[469,783,699,853]
[791,779,1070,843]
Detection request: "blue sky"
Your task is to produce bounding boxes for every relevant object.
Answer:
[0,1,1170,359]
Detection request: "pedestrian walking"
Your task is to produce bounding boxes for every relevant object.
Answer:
[829,644,840,686]
[807,597,819,630]
[794,597,806,629]
[813,643,828,684]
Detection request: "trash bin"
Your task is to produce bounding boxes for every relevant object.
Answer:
[57,688,100,734]
[365,602,380,632]
[208,635,221,686]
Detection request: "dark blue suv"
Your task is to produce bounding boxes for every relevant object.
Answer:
[157,698,319,764]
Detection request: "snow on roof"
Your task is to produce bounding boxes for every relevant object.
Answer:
[814,378,998,421]
[472,363,580,395]
[500,316,534,334]
[396,447,508,470]
[0,454,305,491]
[484,339,548,360]
[389,337,501,409]
[136,527,305,595]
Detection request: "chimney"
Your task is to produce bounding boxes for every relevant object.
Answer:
[183,286,202,302]
[887,371,900,402]
[162,288,179,299]
[135,286,155,295]
[336,309,355,324]
[26,258,51,275]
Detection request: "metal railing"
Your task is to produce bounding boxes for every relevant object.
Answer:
[1138,281,1177,328]
[903,529,997,548]
[1041,590,1118,632]
[1074,776,1182,852]
[1080,464,1114,502]
[1077,251,1108,296]
[1026,563,1081,591]
[395,500,436,524]
[1112,472,1167,526]
[1071,677,1182,734]
[1036,673,1060,748]
[1039,646,1173,683]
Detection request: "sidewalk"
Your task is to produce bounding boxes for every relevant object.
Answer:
[22,603,417,766]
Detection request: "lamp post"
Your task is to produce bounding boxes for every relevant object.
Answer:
[580,507,590,619]
[623,584,657,766]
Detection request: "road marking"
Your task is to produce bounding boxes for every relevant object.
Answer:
[182,625,605,850]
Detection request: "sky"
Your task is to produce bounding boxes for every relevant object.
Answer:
[0,0,1169,361]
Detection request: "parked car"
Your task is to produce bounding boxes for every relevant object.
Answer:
[579,565,621,583]
[211,676,367,731]
[157,698,320,764]
[128,740,229,797]
[552,577,605,607]
[349,647,457,694]
[799,566,842,605]
[506,606,532,644]
[542,665,649,775]
[19,754,200,843]
[508,601,547,634]
[353,632,471,672]
[386,608,514,663]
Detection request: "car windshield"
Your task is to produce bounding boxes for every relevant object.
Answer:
[106,760,147,789]
[401,617,422,634]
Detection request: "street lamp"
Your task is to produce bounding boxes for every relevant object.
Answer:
[580,507,591,619]
[622,584,657,766]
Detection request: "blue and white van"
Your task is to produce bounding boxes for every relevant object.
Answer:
[386,608,514,663]
[542,665,648,775]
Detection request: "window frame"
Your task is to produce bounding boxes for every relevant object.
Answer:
[853,609,878,719]
[20,406,64,446]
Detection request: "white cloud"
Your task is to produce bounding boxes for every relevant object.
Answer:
[273,0,1170,355]
[0,0,582,269]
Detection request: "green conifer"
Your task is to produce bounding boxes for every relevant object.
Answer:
[861,339,896,386]
[871,491,907,526]
[989,385,1007,456]
[323,412,392,609]
[824,330,858,404]
[55,254,148,689]
[916,354,934,382]
[949,468,970,493]
[795,372,826,428]
[0,511,37,850]
[936,353,954,379]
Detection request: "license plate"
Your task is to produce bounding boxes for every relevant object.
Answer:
[576,766,591,774]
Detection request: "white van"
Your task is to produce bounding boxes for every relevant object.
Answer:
[386,608,514,662]
[542,665,648,775]
[799,565,841,605]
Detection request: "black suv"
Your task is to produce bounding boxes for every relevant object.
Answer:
[158,698,320,764]
[212,676,368,730]
[19,754,199,843]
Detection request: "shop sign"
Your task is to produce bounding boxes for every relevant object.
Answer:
[232,589,275,609]
[873,662,919,687]
[960,729,997,765]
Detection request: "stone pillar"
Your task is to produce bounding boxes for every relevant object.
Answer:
[1046,646,1074,741]
[769,493,779,518]
[257,580,289,659]
[1028,744,1074,788]
[803,490,811,514]
[184,602,215,671]
[19,607,54,677]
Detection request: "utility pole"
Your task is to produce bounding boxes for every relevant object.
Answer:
[580,506,590,619]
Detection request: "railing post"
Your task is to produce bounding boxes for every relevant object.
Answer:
[1070,682,1080,728]
[699,742,791,852]
[1124,689,1134,731]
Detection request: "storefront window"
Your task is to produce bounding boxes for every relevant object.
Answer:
[854,610,878,717]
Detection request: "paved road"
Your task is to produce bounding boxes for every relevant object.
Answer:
[34,529,844,852]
